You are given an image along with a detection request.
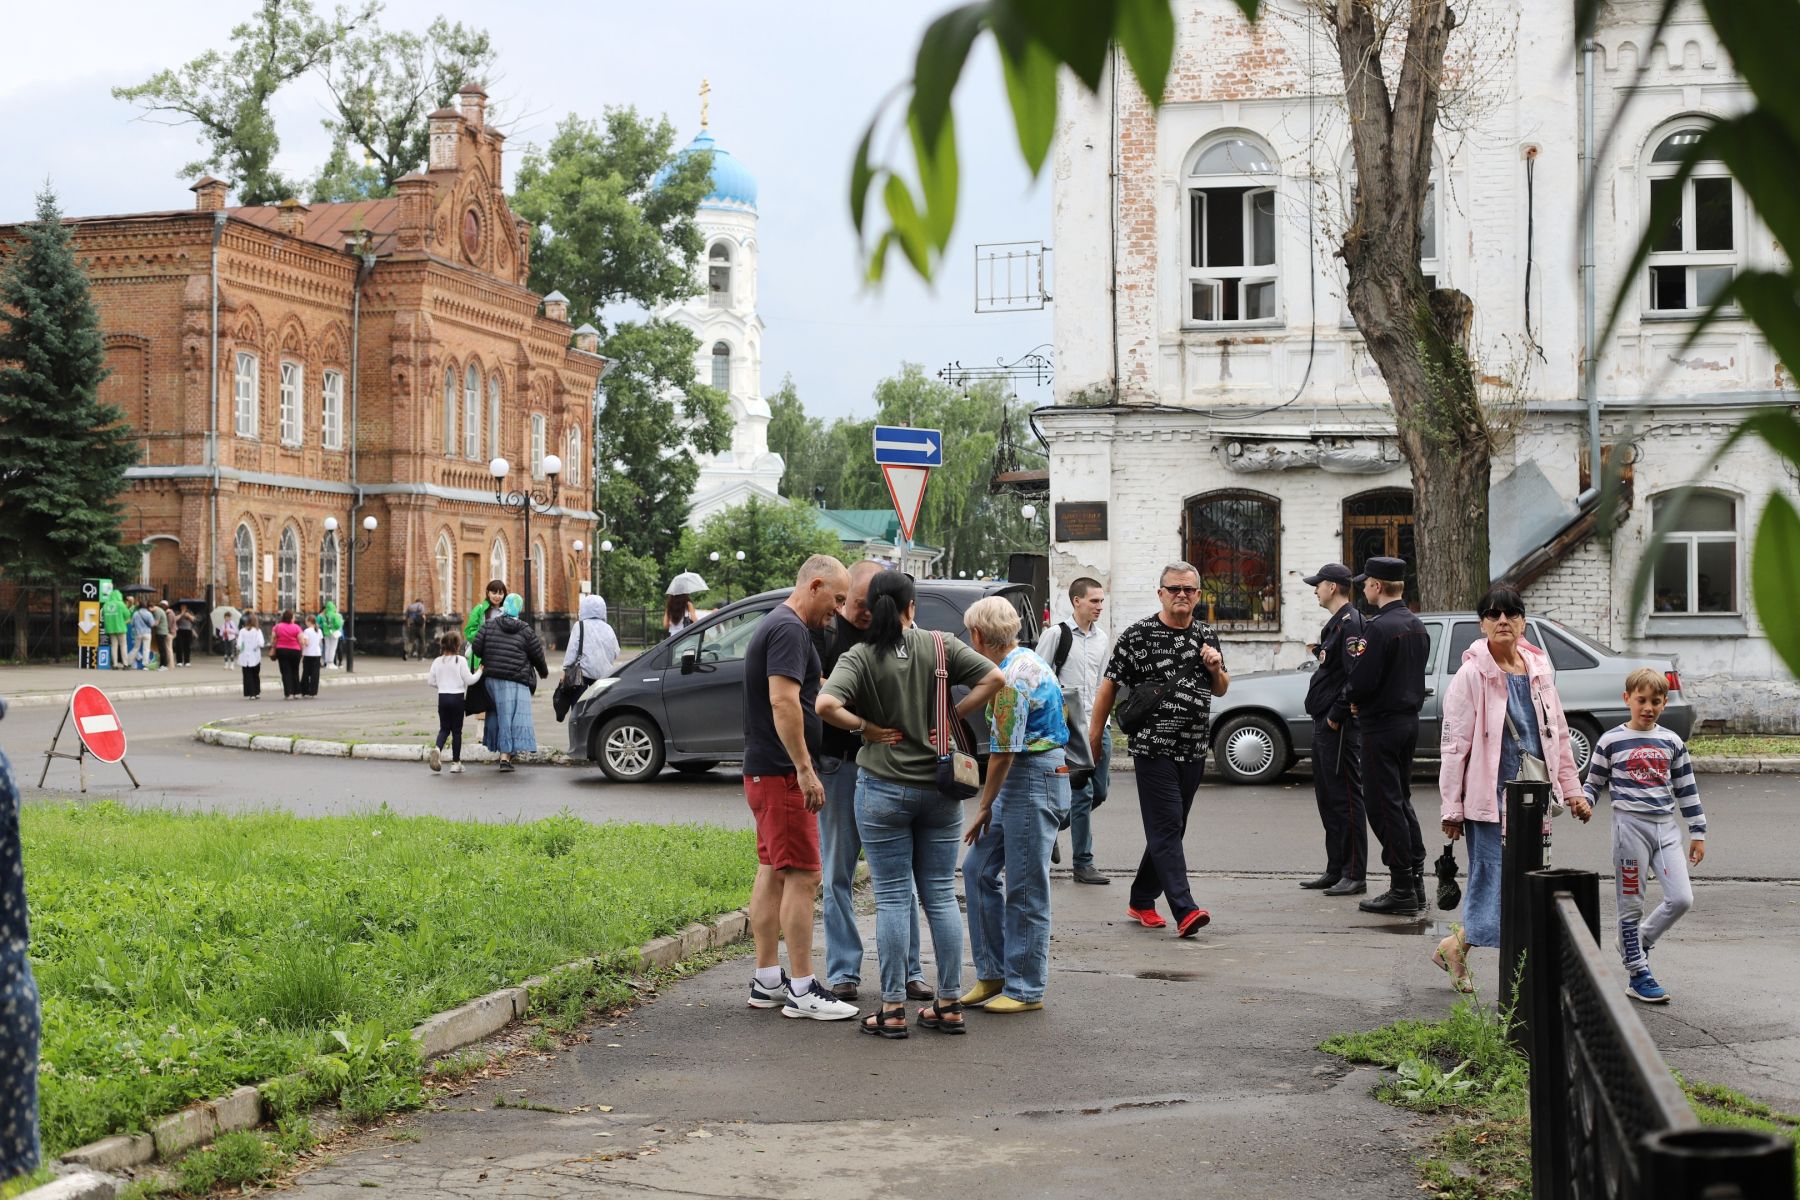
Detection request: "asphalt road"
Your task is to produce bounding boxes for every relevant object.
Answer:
[5,678,1795,880]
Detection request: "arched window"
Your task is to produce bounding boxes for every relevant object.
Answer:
[277,525,300,613]
[490,536,508,590]
[1187,135,1279,324]
[279,361,303,446]
[319,528,340,608]
[532,539,547,615]
[442,365,458,456]
[1183,490,1280,628]
[566,427,581,488]
[529,413,547,478]
[711,341,731,391]
[434,533,455,613]
[321,369,345,449]
[463,365,481,459]
[234,523,257,609]
[708,242,732,307]
[234,352,260,439]
[487,375,502,459]
[1646,125,1739,313]
[1651,490,1739,614]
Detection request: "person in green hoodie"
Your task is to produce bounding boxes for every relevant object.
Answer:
[463,579,507,670]
[101,590,129,669]
[317,601,344,668]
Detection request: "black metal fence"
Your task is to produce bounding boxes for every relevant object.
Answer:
[1504,778,1793,1197]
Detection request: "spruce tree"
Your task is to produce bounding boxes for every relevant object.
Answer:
[0,186,138,657]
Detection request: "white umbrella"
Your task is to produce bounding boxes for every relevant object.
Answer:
[666,572,709,597]
[210,605,243,627]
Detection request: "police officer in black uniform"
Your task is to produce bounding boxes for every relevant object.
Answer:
[1344,556,1430,915]
[1299,563,1367,896]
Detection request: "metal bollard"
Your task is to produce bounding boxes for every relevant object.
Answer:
[1641,1127,1795,1198]
[1499,778,1553,1044]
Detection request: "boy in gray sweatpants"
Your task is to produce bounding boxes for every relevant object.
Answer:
[1582,668,1708,1004]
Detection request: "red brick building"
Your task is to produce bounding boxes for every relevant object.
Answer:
[2,85,603,645]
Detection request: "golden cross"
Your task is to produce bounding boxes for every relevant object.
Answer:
[699,78,711,128]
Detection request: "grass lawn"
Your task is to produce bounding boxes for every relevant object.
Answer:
[1689,734,1800,758]
[1324,1000,1800,1198]
[26,801,755,1158]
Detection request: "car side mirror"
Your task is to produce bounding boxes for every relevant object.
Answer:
[679,647,699,676]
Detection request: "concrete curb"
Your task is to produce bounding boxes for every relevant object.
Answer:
[195,722,576,767]
[5,669,423,710]
[27,905,752,1198]
[1690,756,1800,774]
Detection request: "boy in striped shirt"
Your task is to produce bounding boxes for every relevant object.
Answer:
[1582,668,1707,1004]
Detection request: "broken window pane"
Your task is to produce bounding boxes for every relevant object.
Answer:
[1649,265,1687,310]
[1649,177,1683,252]
[1693,177,1732,251]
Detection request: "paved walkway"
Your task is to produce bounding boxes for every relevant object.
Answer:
[0,657,425,708]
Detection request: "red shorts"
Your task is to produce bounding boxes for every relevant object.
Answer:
[744,772,820,872]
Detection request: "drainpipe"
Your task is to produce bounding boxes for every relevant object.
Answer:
[1579,37,1601,496]
[344,245,377,671]
[207,211,225,616]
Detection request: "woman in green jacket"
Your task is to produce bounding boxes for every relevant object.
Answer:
[317,601,344,668]
[100,591,129,669]
[463,579,506,670]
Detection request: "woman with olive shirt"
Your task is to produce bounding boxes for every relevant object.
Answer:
[1436,584,1592,992]
[817,572,1005,1038]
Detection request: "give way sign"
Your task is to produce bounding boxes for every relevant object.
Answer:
[70,685,127,763]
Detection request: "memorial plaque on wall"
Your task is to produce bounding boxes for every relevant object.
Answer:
[1054,501,1108,542]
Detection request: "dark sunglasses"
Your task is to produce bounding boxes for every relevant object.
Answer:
[1481,607,1524,621]
[1161,585,1200,596]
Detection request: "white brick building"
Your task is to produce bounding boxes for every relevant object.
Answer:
[1042,0,1798,729]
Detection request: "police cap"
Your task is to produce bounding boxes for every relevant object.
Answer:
[1302,562,1355,586]
[1353,556,1408,584]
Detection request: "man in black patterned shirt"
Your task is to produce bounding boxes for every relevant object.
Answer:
[1089,562,1230,938]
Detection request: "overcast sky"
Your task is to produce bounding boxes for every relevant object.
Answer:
[3,0,1053,422]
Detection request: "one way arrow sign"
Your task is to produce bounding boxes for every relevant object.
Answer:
[872,425,943,467]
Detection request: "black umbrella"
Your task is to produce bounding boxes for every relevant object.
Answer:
[121,584,158,595]
[1435,843,1462,911]
[176,597,207,610]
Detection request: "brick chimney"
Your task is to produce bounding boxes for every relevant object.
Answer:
[274,198,308,238]
[428,106,462,171]
[572,323,600,353]
[457,83,488,129]
[542,290,570,323]
[190,176,229,212]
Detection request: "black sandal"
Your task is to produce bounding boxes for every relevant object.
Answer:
[916,999,966,1034]
[859,1006,909,1039]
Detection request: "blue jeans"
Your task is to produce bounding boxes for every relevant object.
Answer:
[853,770,965,1004]
[1067,731,1111,870]
[1462,819,1503,947]
[818,755,921,989]
[965,749,1070,1002]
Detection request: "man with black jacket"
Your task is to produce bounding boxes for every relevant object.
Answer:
[812,560,923,1002]
[1344,556,1430,915]
[1300,563,1367,896]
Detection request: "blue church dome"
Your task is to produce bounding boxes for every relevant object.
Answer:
[655,129,756,212]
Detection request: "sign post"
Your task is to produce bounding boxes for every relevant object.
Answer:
[873,426,942,572]
[38,684,139,793]
[79,579,106,669]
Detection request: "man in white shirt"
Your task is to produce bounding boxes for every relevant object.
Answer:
[1034,577,1111,884]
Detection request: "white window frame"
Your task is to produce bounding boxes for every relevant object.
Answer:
[1651,491,1740,616]
[234,352,260,439]
[487,375,502,460]
[463,365,481,459]
[566,427,581,488]
[321,369,344,450]
[710,341,731,391]
[490,536,508,588]
[319,528,341,607]
[1185,136,1280,327]
[277,525,300,613]
[434,533,455,613]
[443,366,458,457]
[530,413,547,478]
[234,523,257,608]
[707,242,732,308]
[1420,179,1441,290]
[1644,126,1741,316]
[278,360,303,447]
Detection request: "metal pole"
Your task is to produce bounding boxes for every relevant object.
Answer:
[522,502,532,621]
[1500,778,1552,1043]
[1525,869,1600,1200]
[1642,1128,1795,1199]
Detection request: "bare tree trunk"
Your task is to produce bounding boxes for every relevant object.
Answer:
[1328,0,1493,610]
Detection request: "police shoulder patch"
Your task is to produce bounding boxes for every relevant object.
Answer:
[1346,635,1368,658]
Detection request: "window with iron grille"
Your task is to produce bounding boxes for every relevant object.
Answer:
[1184,490,1280,628]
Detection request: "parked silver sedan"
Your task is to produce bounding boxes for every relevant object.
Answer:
[1205,615,1696,785]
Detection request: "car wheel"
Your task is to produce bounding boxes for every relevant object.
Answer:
[1213,714,1290,785]
[595,714,666,783]
[1566,716,1601,777]
[671,760,721,776]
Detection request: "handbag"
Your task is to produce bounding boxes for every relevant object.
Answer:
[1114,680,1166,736]
[553,622,587,723]
[464,670,490,717]
[931,631,981,800]
[1434,842,1462,910]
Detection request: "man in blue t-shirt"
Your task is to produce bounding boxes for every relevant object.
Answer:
[741,554,859,1022]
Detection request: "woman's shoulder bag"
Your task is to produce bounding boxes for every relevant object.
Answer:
[932,631,981,800]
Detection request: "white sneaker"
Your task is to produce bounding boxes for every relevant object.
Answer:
[428,746,441,772]
[782,979,859,1021]
[449,762,464,774]
[748,971,790,1009]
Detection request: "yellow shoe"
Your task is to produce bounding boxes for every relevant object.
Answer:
[958,979,1004,1008]
[983,995,1044,1014]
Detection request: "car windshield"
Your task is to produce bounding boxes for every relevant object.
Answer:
[1542,617,1618,657]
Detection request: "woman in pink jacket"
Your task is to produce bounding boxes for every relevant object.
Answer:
[1436,586,1592,992]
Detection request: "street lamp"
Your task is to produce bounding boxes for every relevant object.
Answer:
[327,513,378,673]
[1021,503,1038,521]
[490,454,561,621]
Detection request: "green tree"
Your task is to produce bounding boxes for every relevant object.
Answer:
[673,497,846,602]
[311,16,494,201]
[767,375,827,501]
[0,188,141,657]
[113,0,376,205]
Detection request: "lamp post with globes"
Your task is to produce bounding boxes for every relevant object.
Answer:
[569,540,584,609]
[490,453,561,622]
[326,514,378,673]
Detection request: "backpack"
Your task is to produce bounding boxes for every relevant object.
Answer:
[1051,622,1075,674]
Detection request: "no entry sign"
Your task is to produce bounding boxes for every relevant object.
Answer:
[69,685,127,763]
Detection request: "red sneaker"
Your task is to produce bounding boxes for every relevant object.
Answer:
[1126,905,1166,929]
[1177,909,1211,938]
